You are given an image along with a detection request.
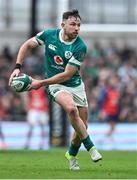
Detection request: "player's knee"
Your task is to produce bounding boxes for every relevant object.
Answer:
[66,105,77,116]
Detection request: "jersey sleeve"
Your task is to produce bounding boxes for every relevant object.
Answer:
[35,30,46,45]
[35,29,52,46]
[68,44,87,68]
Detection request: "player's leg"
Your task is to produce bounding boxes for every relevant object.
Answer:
[55,91,88,139]
[65,107,88,170]
[67,107,88,157]
[72,106,88,144]
[48,84,102,169]
[56,91,102,168]
[58,94,87,170]
[67,105,102,165]
[78,107,102,162]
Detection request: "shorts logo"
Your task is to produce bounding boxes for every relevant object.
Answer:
[65,51,72,59]
[54,55,63,65]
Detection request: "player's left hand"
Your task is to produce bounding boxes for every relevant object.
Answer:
[28,78,43,90]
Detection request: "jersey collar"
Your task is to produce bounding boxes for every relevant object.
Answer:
[59,29,77,45]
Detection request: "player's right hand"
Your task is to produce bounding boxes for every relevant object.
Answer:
[9,69,21,86]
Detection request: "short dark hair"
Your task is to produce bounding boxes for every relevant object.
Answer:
[62,9,81,20]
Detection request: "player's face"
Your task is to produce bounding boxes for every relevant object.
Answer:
[62,16,81,39]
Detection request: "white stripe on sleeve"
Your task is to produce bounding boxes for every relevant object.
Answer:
[68,56,82,66]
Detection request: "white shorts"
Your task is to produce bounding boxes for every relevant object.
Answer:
[27,110,49,126]
[48,82,88,107]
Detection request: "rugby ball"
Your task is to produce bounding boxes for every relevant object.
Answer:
[11,74,32,92]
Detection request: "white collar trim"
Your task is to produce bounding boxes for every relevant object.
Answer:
[59,29,77,45]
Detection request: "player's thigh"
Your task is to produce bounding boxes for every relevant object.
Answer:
[55,90,77,113]
[48,83,88,108]
[70,82,88,107]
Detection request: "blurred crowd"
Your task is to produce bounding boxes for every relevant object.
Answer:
[82,42,137,122]
[0,42,137,123]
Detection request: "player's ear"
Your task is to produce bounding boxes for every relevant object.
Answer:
[61,19,66,28]
[61,22,65,28]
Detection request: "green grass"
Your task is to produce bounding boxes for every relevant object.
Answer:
[0,149,136,179]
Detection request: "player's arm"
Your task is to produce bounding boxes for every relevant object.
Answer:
[9,37,38,85]
[9,30,46,86]
[43,64,77,84]
[16,37,38,65]
[29,64,78,90]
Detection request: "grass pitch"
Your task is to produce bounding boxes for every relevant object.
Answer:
[0,149,136,179]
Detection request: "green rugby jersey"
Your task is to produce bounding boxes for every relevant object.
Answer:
[35,28,87,87]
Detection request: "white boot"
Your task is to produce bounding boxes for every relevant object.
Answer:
[89,146,102,162]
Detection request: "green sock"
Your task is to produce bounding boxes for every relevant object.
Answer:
[81,135,94,151]
[68,143,81,156]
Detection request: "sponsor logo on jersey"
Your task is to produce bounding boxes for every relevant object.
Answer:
[48,44,57,51]
[54,55,63,65]
[51,65,64,70]
[65,51,72,59]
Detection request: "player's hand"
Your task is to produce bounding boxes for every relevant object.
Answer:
[28,78,43,90]
[9,69,21,86]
